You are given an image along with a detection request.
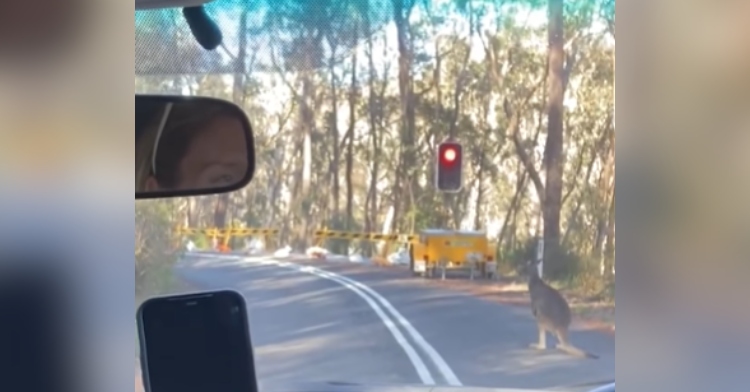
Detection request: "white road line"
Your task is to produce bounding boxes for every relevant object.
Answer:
[251,258,436,385]
[322,270,463,387]
[188,253,463,386]
[248,257,463,386]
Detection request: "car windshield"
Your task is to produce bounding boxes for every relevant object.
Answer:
[135,0,615,390]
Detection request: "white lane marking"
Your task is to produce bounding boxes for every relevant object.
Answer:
[187,254,462,386]
[250,258,436,385]
[321,269,463,386]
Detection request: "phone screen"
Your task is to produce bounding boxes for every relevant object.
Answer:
[138,290,257,392]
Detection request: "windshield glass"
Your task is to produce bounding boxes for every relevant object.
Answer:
[136,0,615,390]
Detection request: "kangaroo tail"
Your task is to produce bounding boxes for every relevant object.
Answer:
[557,344,599,359]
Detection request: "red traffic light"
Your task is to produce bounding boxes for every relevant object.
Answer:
[438,143,461,166]
[442,147,457,163]
[436,142,462,192]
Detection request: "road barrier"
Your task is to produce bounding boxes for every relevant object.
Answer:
[312,229,416,260]
[175,226,279,236]
[312,229,416,243]
[175,226,279,252]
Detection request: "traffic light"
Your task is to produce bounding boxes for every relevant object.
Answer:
[435,141,462,192]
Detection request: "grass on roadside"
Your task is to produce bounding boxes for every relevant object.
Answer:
[136,252,180,356]
[136,251,187,305]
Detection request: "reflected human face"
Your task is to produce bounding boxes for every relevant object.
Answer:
[176,116,249,190]
[143,115,248,192]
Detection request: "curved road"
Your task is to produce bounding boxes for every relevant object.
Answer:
[173,253,615,391]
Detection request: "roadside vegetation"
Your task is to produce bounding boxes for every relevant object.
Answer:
[136,0,615,307]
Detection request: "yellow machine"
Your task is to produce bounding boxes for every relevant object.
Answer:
[410,229,495,279]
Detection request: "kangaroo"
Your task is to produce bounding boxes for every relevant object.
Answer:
[525,259,599,359]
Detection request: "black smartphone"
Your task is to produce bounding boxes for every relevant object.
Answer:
[137,290,258,392]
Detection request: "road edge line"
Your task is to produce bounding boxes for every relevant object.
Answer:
[329,272,463,386]
[250,258,437,386]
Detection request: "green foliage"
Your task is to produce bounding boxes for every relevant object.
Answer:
[498,236,538,275]
[545,244,584,280]
[411,196,451,230]
[135,0,615,288]
[326,213,353,254]
[243,212,265,229]
[136,200,180,299]
[499,236,589,281]
[190,233,211,249]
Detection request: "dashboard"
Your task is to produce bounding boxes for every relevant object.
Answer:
[258,381,615,392]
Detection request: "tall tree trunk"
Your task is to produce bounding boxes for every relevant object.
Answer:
[473,156,485,230]
[604,189,615,276]
[363,13,379,255]
[391,0,416,233]
[214,7,249,232]
[364,16,376,229]
[293,34,318,248]
[543,0,566,276]
[446,35,473,225]
[187,198,197,227]
[345,26,359,231]
[593,123,615,256]
[328,40,341,220]
[213,194,229,228]
[498,167,528,249]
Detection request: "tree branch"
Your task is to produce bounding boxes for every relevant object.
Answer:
[503,72,548,203]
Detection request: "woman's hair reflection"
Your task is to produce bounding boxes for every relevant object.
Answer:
[135,100,248,193]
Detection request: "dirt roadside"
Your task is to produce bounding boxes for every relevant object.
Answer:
[424,277,615,336]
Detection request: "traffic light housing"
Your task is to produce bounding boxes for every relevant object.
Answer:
[435,141,463,192]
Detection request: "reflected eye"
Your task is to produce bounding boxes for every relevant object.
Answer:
[199,164,244,188]
[211,174,235,185]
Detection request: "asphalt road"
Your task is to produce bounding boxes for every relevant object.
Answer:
[172,253,615,391]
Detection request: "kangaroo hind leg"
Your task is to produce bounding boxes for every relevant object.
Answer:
[554,328,599,359]
[554,328,570,347]
[529,323,547,350]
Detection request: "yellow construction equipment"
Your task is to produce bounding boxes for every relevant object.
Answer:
[410,229,495,279]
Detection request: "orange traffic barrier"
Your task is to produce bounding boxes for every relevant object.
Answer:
[217,244,231,253]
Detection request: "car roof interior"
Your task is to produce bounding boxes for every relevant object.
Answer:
[135,0,213,10]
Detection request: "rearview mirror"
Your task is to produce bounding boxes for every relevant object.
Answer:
[135,95,254,199]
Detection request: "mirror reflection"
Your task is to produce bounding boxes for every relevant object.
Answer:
[135,96,253,197]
